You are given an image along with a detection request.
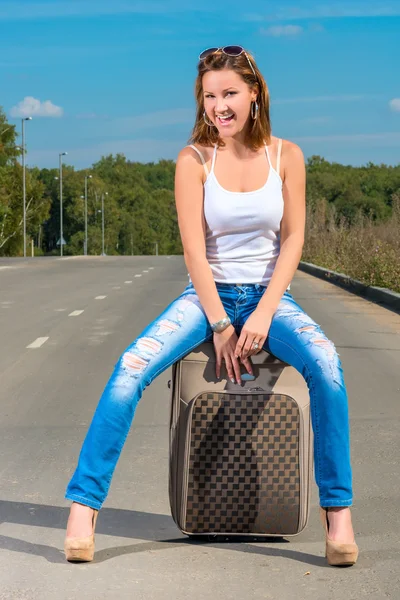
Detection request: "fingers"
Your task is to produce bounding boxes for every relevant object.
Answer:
[242,338,265,360]
[225,353,242,384]
[216,354,255,383]
[216,354,240,383]
[239,336,257,359]
[235,336,245,359]
[241,356,253,375]
[247,338,261,357]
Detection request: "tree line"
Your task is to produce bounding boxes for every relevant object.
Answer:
[1,107,399,260]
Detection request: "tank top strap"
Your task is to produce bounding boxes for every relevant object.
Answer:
[264,142,273,170]
[265,139,283,179]
[187,144,209,177]
[276,138,282,179]
[210,143,218,174]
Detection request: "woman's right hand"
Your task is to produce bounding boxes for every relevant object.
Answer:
[213,325,253,384]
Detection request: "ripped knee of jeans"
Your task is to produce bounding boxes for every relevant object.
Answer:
[296,325,337,358]
[121,336,164,379]
[296,323,342,385]
[277,302,342,382]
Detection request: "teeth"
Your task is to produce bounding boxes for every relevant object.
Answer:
[218,114,233,120]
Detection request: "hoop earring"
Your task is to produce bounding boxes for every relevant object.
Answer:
[251,101,259,120]
[203,110,216,127]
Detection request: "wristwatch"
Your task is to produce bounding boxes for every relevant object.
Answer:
[210,315,232,333]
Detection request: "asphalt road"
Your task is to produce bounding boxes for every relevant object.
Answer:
[0,256,399,600]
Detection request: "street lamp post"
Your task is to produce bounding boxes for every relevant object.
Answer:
[84,174,92,255]
[21,117,32,257]
[101,192,107,256]
[59,152,68,257]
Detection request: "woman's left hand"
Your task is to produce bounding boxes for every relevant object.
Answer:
[234,309,274,360]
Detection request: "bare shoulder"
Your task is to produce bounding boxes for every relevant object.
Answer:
[176,143,213,184]
[177,143,213,164]
[280,138,305,163]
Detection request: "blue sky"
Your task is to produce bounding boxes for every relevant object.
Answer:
[1,0,399,169]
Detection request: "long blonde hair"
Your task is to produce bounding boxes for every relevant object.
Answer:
[188,48,272,151]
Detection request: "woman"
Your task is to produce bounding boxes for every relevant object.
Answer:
[64,45,358,566]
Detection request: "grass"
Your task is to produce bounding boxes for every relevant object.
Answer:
[302,194,400,294]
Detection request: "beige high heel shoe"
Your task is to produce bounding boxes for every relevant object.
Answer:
[319,507,358,566]
[64,507,99,562]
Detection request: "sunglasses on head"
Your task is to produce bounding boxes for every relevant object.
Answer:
[199,45,257,78]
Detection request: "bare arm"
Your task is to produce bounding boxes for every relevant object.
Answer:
[174,147,233,327]
[256,141,306,313]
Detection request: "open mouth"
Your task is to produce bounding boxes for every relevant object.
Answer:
[217,113,235,125]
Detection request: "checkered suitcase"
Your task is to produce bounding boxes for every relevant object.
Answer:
[168,341,313,538]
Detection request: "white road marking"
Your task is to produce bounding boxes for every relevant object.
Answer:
[134,274,141,278]
[57,256,89,260]
[0,266,21,270]
[69,310,84,316]
[149,267,154,270]
[95,295,107,300]
[54,308,67,312]
[124,280,133,284]
[143,270,149,273]
[27,337,49,349]
[112,286,121,289]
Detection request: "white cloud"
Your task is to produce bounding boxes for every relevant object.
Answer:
[301,116,332,125]
[103,109,194,135]
[274,94,383,104]
[261,25,303,37]
[27,138,183,169]
[75,112,109,120]
[118,108,194,128]
[294,132,400,145]
[26,132,400,169]
[309,22,325,32]
[10,96,63,118]
[0,1,211,20]
[389,98,400,113]
[244,2,400,22]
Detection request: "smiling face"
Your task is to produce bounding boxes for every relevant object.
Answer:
[202,68,258,139]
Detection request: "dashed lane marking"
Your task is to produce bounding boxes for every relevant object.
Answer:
[26,337,49,349]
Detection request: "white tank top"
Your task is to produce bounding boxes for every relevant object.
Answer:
[186,139,290,291]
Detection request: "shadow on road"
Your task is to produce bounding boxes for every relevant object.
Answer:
[0,499,331,567]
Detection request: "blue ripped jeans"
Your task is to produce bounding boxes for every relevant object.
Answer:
[65,282,353,510]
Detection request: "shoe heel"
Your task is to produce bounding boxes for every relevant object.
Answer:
[319,507,358,567]
[64,508,98,563]
[64,543,95,563]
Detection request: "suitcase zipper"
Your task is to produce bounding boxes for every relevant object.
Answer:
[180,391,309,535]
[181,392,201,528]
[297,402,305,530]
